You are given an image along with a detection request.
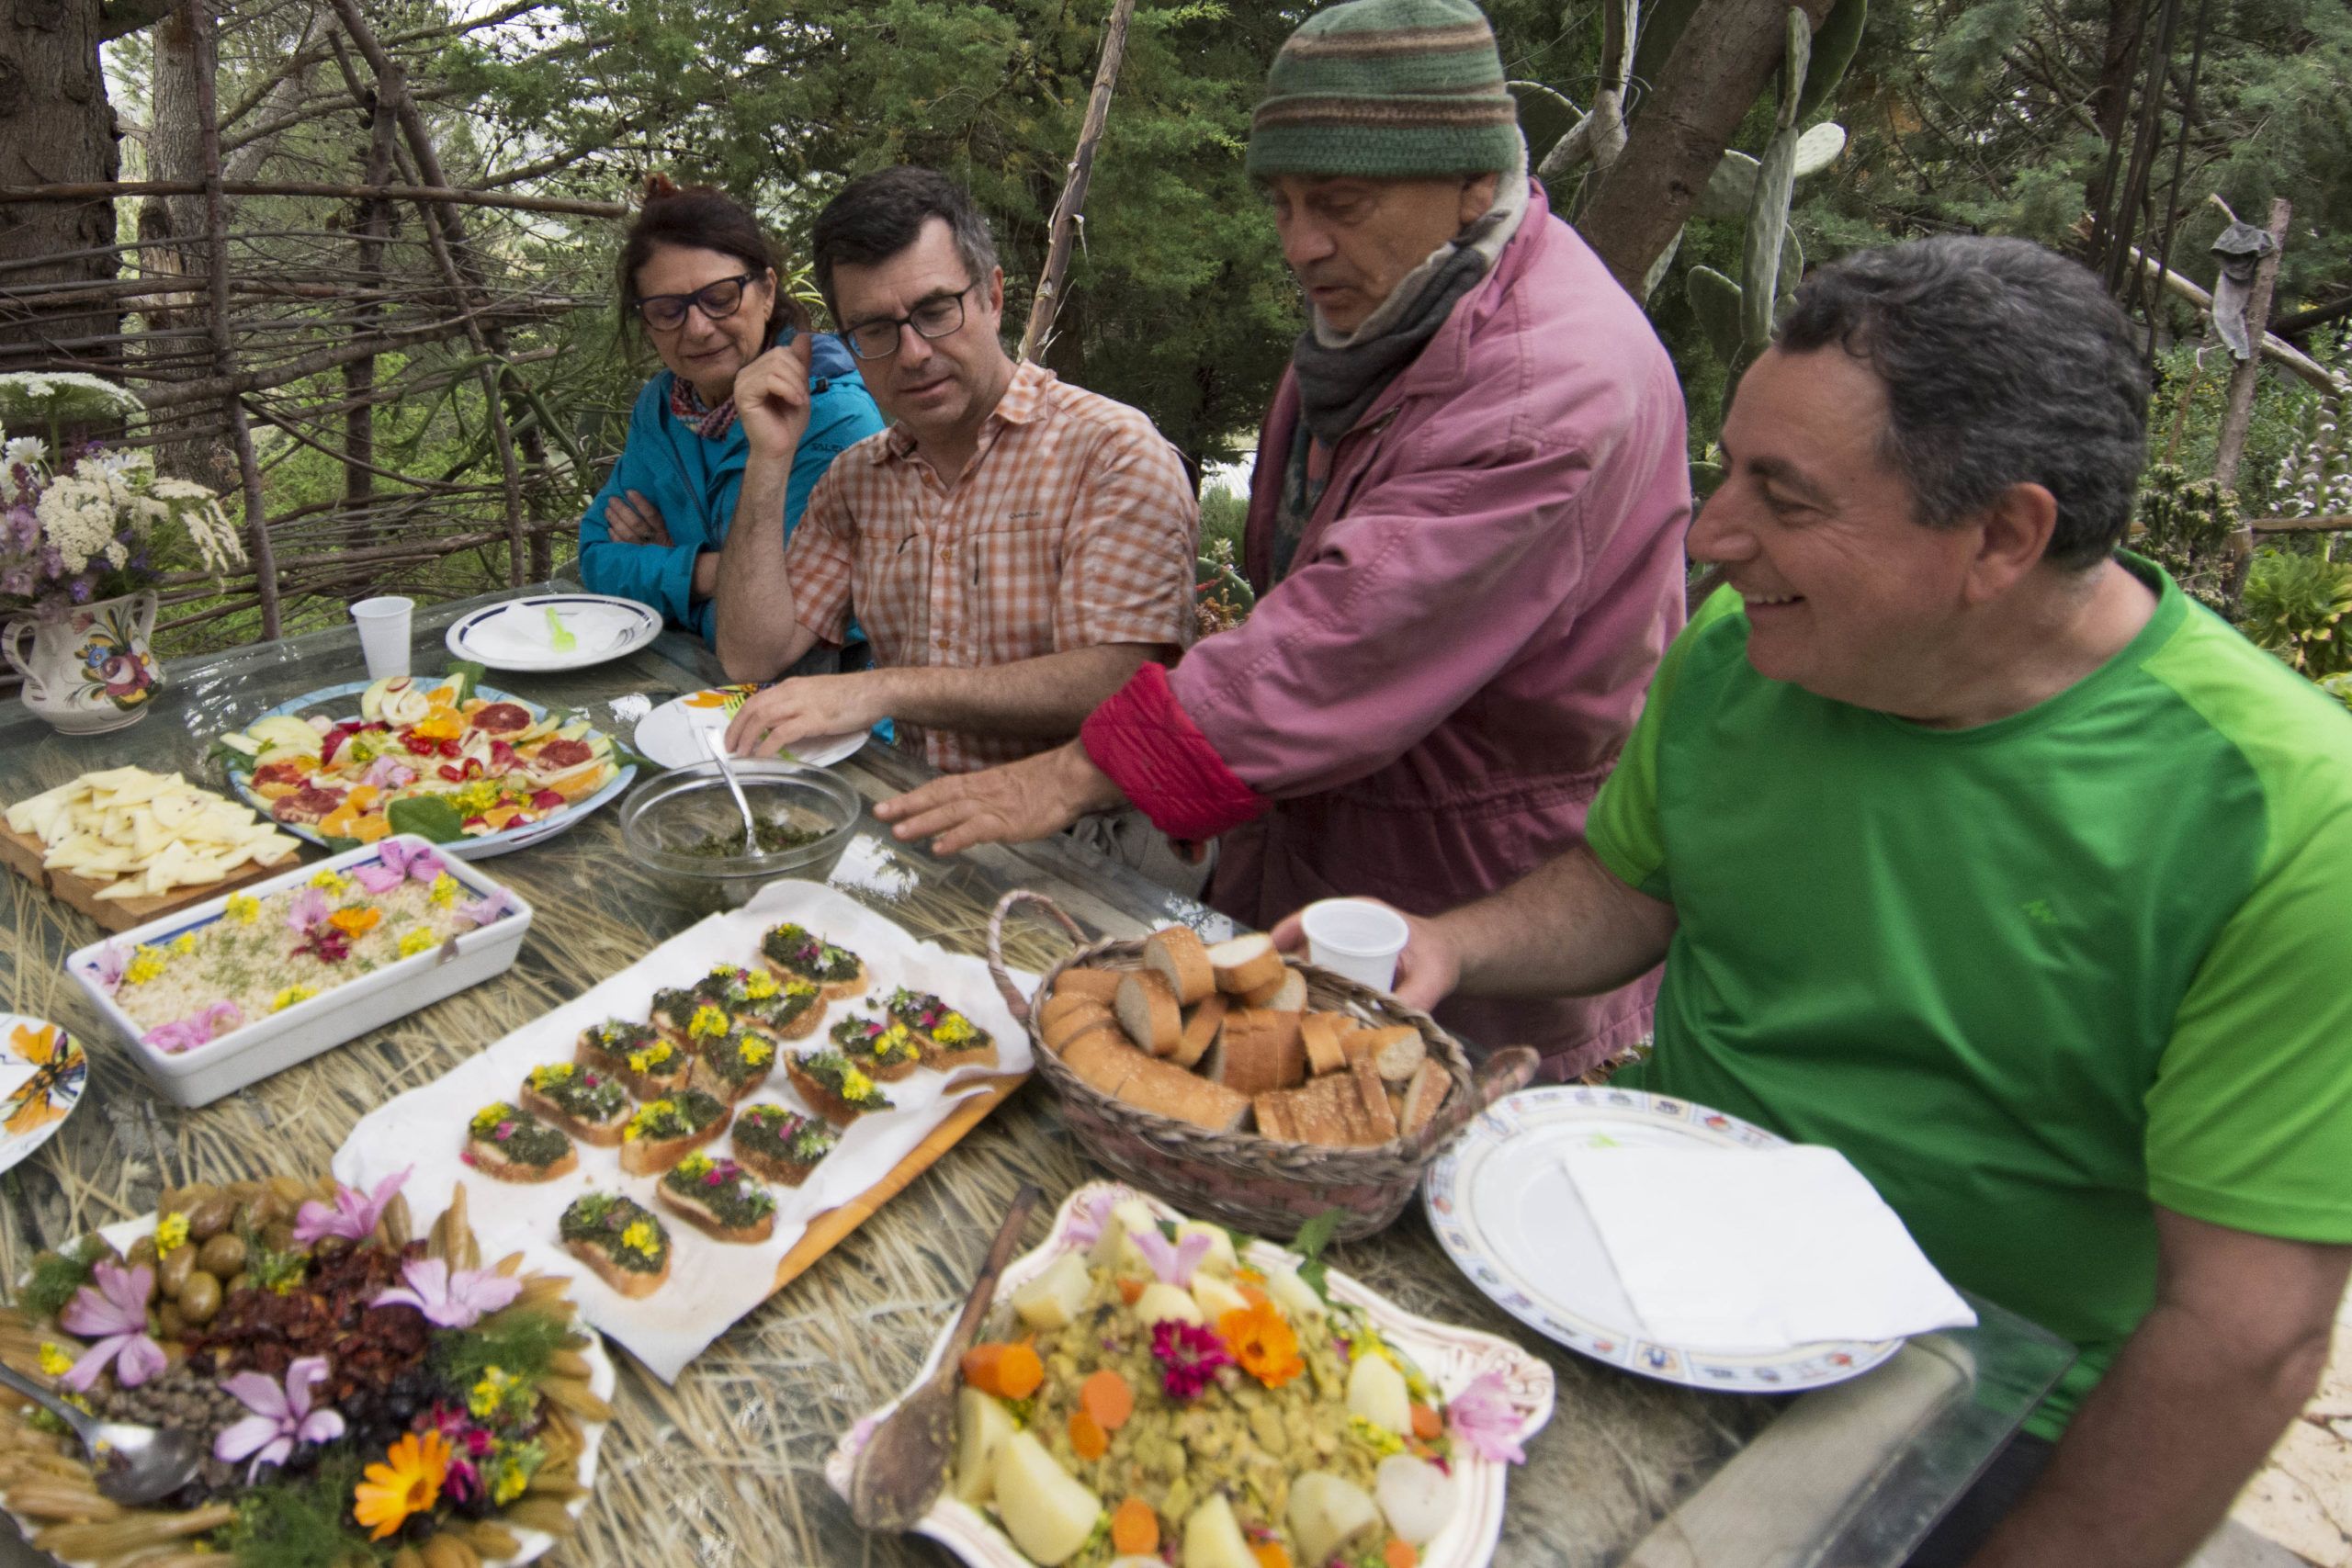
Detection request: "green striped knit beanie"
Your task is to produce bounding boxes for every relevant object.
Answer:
[1247,0,1520,179]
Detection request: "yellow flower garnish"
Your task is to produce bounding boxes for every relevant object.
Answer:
[742,970,779,1000]
[224,892,261,924]
[625,1043,673,1073]
[269,985,316,1012]
[328,906,380,938]
[171,932,198,956]
[37,1343,71,1379]
[839,1063,877,1102]
[154,1212,190,1254]
[490,1451,530,1506]
[1347,1414,1406,1456]
[623,1100,676,1141]
[527,1063,573,1089]
[933,1013,976,1044]
[688,1004,729,1040]
[410,714,462,741]
[785,978,818,1000]
[397,927,436,958]
[428,872,458,907]
[124,946,167,986]
[621,1220,659,1255]
[470,1102,517,1136]
[310,867,352,895]
[741,1038,775,1067]
[875,1023,917,1060]
[467,1367,517,1419]
[675,1152,715,1179]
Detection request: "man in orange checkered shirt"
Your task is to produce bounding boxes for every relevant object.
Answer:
[715,167,1199,777]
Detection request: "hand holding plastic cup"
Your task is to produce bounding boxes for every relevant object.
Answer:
[1300,897,1411,992]
[349,596,413,680]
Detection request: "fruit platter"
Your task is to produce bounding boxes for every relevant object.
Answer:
[0,1170,613,1568]
[827,1181,1555,1568]
[214,669,631,860]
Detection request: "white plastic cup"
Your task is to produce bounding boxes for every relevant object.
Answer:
[1301,897,1410,992]
[349,596,413,680]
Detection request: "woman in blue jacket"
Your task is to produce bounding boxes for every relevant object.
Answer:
[580,179,884,649]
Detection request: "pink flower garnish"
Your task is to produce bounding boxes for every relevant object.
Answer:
[141,1000,243,1055]
[1150,1318,1231,1400]
[214,1355,345,1481]
[284,886,330,934]
[1134,1227,1211,1288]
[59,1262,165,1393]
[88,942,129,994]
[383,839,445,882]
[370,1256,522,1329]
[292,1166,410,1244]
[349,862,403,895]
[1065,1191,1118,1250]
[1446,1371,1528,1465]
[453,890,513,929]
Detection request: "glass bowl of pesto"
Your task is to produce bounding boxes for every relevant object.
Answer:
[619,760,861,906]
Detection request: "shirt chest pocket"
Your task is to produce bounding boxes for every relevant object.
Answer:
[849,514,929,648]
[967,525,1065,664]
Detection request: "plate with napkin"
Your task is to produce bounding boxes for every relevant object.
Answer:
[445,592,662,672]
[1423,1086,1976,1392]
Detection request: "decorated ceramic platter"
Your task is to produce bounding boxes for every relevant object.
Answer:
[827,1179,1555,1568]
[0,1173,615,1567]
[1423,1085,1901,1393]
[633,685,868,773]
[444,593,662,674]
[0,1016,87,1179]
[218,672,635,861]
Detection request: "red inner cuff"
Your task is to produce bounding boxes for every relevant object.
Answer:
[1080,663,1267,841]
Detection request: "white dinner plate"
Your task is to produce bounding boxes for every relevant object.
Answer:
[0,1015,87,1178]
[1423,1085,1901,1393]
[633,685,869,773]
[445,592,661,672]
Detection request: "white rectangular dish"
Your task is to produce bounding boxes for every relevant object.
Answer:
[66,834,533,1107]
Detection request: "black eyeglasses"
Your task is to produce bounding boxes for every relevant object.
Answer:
[841,281,977,361]
[632,272,763,331]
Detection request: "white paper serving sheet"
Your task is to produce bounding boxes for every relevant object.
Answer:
[332,880,1035,1383]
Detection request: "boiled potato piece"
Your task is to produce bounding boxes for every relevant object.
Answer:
[1375,1453,1457,1545]
[953,1386,1015,1506]
[1191,1272,1250,1323]
[1133,1281,1204,1329]
[1181,1494,1258,1568]
[1012,1251,1093,1332]
[1288,1472,1383,1566]
[991,1430,1102,1566]
[1174,1220,1238,1277]
[1087,1199,1160,1275]
[1262,1265,1327,1324]
[1346,1353,1412,1435]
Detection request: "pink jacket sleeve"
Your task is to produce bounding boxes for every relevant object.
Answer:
[1083,404,1626,840]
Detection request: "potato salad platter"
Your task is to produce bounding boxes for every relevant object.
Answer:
[213,668,630,861]
[828,1182,1555,1568]
[1,768,302,933]
[0,1171,614,1568]
[329,880,1033,1382]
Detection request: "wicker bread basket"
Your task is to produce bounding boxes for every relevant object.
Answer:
[986,890,1535,1242]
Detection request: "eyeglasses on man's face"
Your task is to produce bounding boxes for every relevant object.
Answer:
[633,272,763,332]
[841,280,978,362]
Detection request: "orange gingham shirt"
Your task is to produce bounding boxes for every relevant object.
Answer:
[786,360,1199,773]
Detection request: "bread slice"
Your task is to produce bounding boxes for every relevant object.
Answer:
[1397,1060,1450,1139]
[1041,999,1118,1053]
[786,1049,895,1125]
[1115,971,1183,1057]
[1171,993,1228,1070]
[1143,926,1216,1005]
[1366,1026,1425,1084]
[1241,965,1307,1012]
[617,1090,731,1177]
[1252,1076,1356,1146]
[1060,1031,1154,1099]
[656,1156,777,1245]
[1208,933,1284,996]
[1349,1056,1401,1144]
[1041,988,1114,1033]
[1251,1092,1294,1142]
[466,1128,579,1183]
[1117,1056,1250,1132]
[567,1238,671,1298]
[1340,1024,1417,1068]
[731,1104,837,1187]
[1051,966,1126,1004]
[1208,1008,1306,1096]
[518,1064,629,1146]
[559,1194,670,1299]
[1300,1012,1353,1077]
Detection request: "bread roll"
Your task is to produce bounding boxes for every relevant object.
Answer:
[1041,1000,1117,1053]
[1397,1059,1450,1139]
[1208,933,1285,996]
[1209,1008,1306,1096]
[1117,1057,1250,1132]
[1144,926,1216,1005]
[1172,993,1228,1070]
[1300,1012,1352,1077]
[1051,967,1126,1003]
[1242,965,1307,1013]
[1115,971,1184,1057]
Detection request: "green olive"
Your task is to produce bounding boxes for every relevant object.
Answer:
[126,1235,158,1269]
[261,1221,296,1255]
[186,1194,236,1242]
[266,1176,308,1207]
[157,1243,196,1299]
[249,1190,290,1227]
[156,1302,185,1340]
[224,1271,254,1298]
[198,1234,247,1277]
[176,1271,221,1325]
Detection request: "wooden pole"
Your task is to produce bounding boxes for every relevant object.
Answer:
[2215,197,2292,602]
[189,0,281,638]
[1018,0,1138,365]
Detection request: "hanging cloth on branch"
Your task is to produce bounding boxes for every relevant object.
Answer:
[2208,220,2277,362]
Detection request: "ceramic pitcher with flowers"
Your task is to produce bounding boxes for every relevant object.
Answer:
[4,592,164,733]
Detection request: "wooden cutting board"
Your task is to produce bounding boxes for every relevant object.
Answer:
[0,819,293,933]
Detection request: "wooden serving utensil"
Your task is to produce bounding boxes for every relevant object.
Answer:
[849,1181,1043,1532]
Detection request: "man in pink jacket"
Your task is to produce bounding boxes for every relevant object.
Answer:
[878,0,1690,1077]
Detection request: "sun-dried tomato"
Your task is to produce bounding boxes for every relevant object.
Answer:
[192,1239,429,1404]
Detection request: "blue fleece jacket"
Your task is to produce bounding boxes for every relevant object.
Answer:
[577,333,883,646]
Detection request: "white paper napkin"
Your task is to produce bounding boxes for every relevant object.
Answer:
[333,880,1035,1382]
[1559,1143,1977,1353]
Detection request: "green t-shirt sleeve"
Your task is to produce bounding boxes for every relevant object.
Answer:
[1587,585,1745,900]
[2145,793,2352,1243]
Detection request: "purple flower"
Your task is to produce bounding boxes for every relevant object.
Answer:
[349,862,403,895]
[1446,1371,1528,1465]
[356,839,444,892]
[284,886,330,935]
[369,1257,522,1329]
[1133,1227,1212,1288]
[292,1166,410,1244]
[0,567,30,598]
[59,1262,165,1393]
[214,1356,345,1482]
[68,576,91,604]
[88,942,129,994]
[141,1000,243,1054]
[452,890,513,929]
[1064,1191,1118,1250]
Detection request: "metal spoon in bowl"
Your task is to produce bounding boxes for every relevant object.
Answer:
[699,726,762,851]
[0,1361,206,1505]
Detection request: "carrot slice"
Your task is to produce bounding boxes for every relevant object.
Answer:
[1110,1496,1159,1554]
[1252,1545,1293,1568]
[1409,1403,1443,1440]
[994,1342,1044,1401]
[1080,1369,1136,1432]
[1385,1540,1419,1568]
[1117,1277,1146,1305]
[958,1343,1009,1394]
[1069,1408,1108,1461]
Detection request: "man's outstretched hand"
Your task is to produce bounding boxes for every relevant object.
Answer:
[876,742,1125,856]
[1270,898,1462,1014]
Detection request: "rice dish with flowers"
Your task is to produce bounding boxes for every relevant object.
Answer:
[85,842,514,1055]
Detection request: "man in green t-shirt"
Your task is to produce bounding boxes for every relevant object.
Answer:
[1277,238,2352,1567]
